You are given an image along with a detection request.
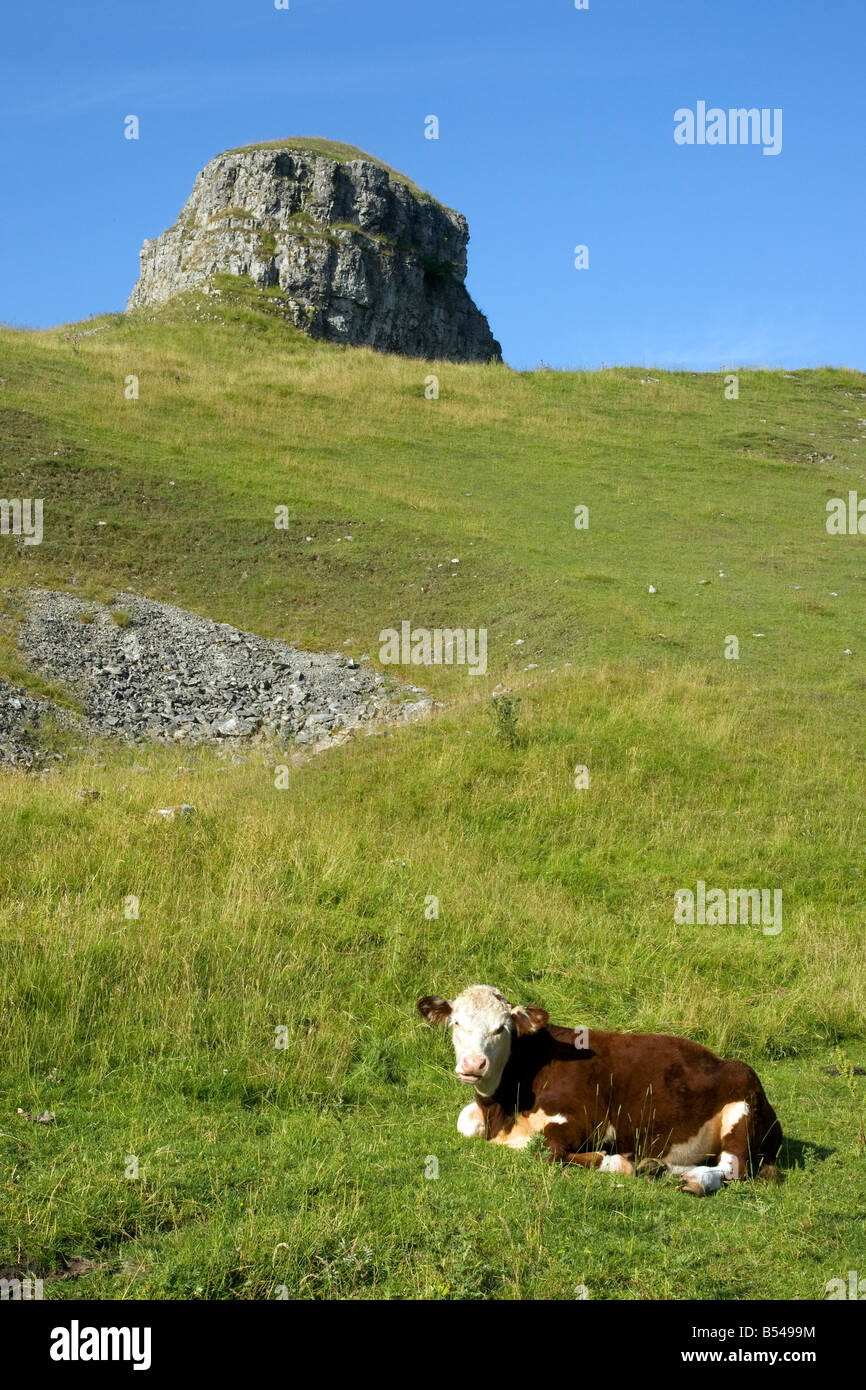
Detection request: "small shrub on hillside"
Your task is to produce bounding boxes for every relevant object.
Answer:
[487,692,521,748]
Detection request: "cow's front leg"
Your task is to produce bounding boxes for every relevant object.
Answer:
[457,1101,486,1137]
[556,1150,635,1174]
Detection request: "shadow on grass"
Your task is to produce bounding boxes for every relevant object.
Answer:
[781,1135,834,1169]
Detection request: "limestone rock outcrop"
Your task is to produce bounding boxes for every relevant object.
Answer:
[128,140,501,363]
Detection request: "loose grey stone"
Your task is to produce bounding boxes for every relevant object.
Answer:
[3,589,430,767]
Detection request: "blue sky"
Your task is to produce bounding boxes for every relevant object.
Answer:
[1,0,863,370]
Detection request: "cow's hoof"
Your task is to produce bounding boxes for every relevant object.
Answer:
[678,1174,706,1196]
[637,1157,667,1178]
[678,1167,724,1196]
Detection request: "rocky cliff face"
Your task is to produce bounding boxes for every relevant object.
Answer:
[128,141,501,363]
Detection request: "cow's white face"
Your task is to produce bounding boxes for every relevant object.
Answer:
[417,985,549,1097]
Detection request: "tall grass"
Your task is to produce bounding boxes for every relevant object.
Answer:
[1,287,865,1298]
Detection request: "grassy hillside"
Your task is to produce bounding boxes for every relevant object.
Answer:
[1,281,865,1299]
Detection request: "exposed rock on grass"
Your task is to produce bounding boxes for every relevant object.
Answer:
[128,140,502,363]
[0,674,81,770]
[2,589,429,766]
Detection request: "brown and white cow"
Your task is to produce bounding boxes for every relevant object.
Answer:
[417,985,782,1195]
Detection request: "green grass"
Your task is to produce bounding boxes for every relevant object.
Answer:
[1,282,865,1299]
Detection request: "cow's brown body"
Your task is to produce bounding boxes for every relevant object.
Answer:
[473,1023,782,1174]
[417,986,782,1192]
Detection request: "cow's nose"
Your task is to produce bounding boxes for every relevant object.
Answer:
[458,1054,487,1076]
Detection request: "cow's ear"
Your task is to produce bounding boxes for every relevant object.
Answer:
[417,995,453,1025]
[511,1005,549,1035]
